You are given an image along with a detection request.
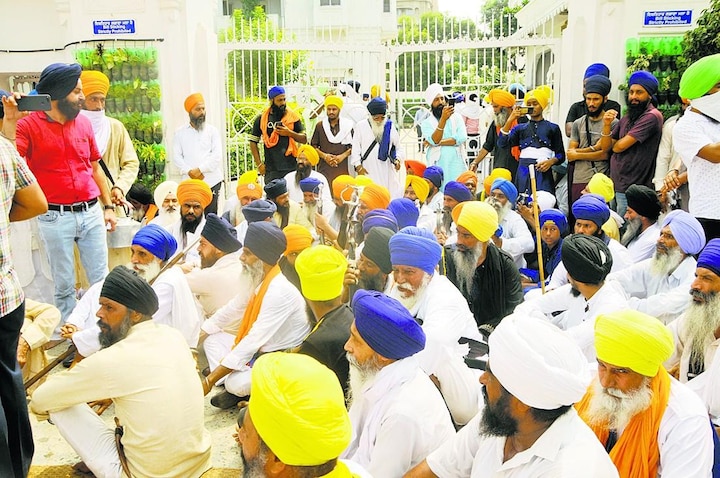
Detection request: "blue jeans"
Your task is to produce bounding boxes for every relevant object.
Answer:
[614,192,628,219]
[36,203,108,326]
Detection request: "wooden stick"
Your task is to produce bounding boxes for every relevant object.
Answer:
[529,164,546,294]
[24,344,76,390]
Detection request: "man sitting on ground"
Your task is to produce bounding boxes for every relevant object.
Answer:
[148,180,180,228]
[621,184,662,262]
[486,178,534,268]
[166,178,213,264]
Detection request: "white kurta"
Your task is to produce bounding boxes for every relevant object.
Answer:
[666,313,720,385]
[182,253,246,319]
[499,210,534,269]
[625,222,660,263]
[165,216,206,265]
[283,169,334,214]
[172,123,223,188]
[350,119,406,198]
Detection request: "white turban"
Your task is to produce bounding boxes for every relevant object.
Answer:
[153,180,178,207]
[489,313,590,410]
[425,83,444,106]
[536,190,557,211]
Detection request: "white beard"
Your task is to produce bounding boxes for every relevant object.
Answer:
[451,242,484,295]
[154,208,181,227]
[494,109,509,127]
[126,260,162,283]
[346,353,381,408]
[620,217,642,247]
[683,292,720,371]
[242,260,265,289]
[132,208,145,222]
[585,377,653,431]
[486,197,512,223]
[650,246,685,277]
[388,272,432,312]
[370,118,387,142]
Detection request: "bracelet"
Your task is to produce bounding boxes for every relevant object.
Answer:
[589,145,596,152]
[600,132,612,137]
[435,127,444,131]
[500,129,510,135]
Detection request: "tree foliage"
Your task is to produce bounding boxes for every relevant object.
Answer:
[678,0,720,71]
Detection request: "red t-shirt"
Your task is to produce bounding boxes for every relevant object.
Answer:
[16,111,101,204]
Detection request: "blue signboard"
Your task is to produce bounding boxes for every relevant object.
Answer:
[644,10,692,27]
[93,19,136,35]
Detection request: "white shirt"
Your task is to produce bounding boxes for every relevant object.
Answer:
[165,216,206,265]
[173,123,223,188]
[626,222,660,263]
[674,109,720,219]
[608,255,696,324]
[282,169,334,214]
[426,409,618,478]
[499,209,534,268]
[182,253,246,321]
[350,119,406,199]
[546,237,633,291]
[426,191,443,214]
[667,313,720,385]
[417,203,436,233]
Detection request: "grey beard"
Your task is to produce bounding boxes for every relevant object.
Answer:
[620,217,642,247]
[370,119,387,142]
[486,197,512,223]
[494,109,509,128]
[585,377,652,431]
[683,292,720,372]
[650,246,685,277]
[98,312,133,349]
[243,260,265,289]
[389,273,432,312]
[358,271,386,292]
[346,353,382,408]
[451,242,484,296]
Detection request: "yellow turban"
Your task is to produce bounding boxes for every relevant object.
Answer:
[595,310,674,377]
[324,94,343,110]
[354,175,374,187]
[283,224,313,255]
[332,175,355,201]
[526,85,553,110]
[587,173,615,203]
[370,84,382,98]
[184,93,204,113]
[249,353,352,466]
[359,184,390,210]
[452,201,498,242]
[484,168,512,195]
[484,88,515,108]
[177,179,212,209]
[295,245,347,301]
[405,175,430,203]
[80,70,109,97]
[297,144,319,167]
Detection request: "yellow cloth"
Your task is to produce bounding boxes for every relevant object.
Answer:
[238,170,259,184]
[587,173,615,203]
[602,217,620,241]
[283,224,313,254]
[405,175,430,203]
[324,95,344,110]
[80,70,109,97]
[484,168,512,195]
[298,144,320,166]
[359,184,390,210]
[184,93,204,113]
[295,245,347,301]
[452,201,498,242]
[332,175,356,201]
[484,89,515,107]
[595,310,674,377]
[526,85,553,110]
[177,179,212,209]
[354,175,374,187]
[249,352,352,466]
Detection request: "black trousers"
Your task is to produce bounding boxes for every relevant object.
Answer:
[205,182,223,216]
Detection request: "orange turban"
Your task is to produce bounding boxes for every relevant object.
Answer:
[332,175,356,201]
[184,93,204,113]
[484,89,515,108]
[177,179,212,209]
[456,171,477,187]
[405,175,430,203]
[405,160,427,177]
[283,224,313,255]
[237,182,262,200]
[298,144,319,166]
[359,184,390,210]
[80,70,109,97]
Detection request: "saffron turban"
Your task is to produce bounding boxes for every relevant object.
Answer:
[362,209,398,235]
[484,168,512,195]
[177,179,212,209]
[539,208,568,235]
[452,201,498,242]
[423,165,444,189]
[201,213,241,253]
[388,198,419,229]
[242,199,276,223]
[332,175,355,201]
[359,184,390,210]
[352,290,426,359]
[679,54,720,100]
[526,85,553,110]
[456,170,478,188]
[80,70,110,97]
[389,226,441,275]
[183,93,204,113]
[131,224,178,262]
[264,178,288,199]
[405,175,430,203]
[323,94,343,110]
[491,178,518,205]
[298,144,319,166]
[101,266,159,316]
[283,224,313,255]
[425,83,444,106]
[367,97,387,116]
[572,194,610,228]
[489,312,589,409]
[561,234,612,284]
[584,63,610,79]
[584,75,612,97]
[362,227,394,274]
[295,245,347,301]
[268,85,285,99]
[36,63,82,100]
[484,88,516,108]
[595,310,674,377]
[153,181,178,208]
[299,177,322,194]
[245,222,286,265]
[698,239,720,278]
[236,170,262,200]
[625,184,661,220]
[629,71,659,97]
[405,160,427,177]
[586,173,614,203]
[249,353,351,466]
[443,181,473,203]
[661,210,706,255]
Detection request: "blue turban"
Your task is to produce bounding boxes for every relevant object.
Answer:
[244,222,287,265]
[299,177,322,194]
[661,210,707,255]
[629,71,659,96]
[351,290,425,360]
[698,239,720,278]
[388,226,441,275]
[36,63,82,100]
[539,208,568,235]
[131,224,177,262]
[572,194,610,228]
[367,97,387,116]
[443,181,473,203]
[201,213,241,253]
[264,178,288,199]
[584,75,612,97]
[584,63,610,79]
[362,209,398,235]
[268,85,285,99]
[242,199,277,223]
[423,165,444,189]
[388,198,419,229]
[491,178,518,206]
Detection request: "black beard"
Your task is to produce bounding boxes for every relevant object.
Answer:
[295,165,310,183]
[271,103,286,117]
[190,114,205,128]
[276,203,290,228]
[587,104,605,118]
[479,387,519,437]
[627,100,649,123]
[98,313,132,348]
[570,286,582,298]
[431,104,444,120]
[181,213,203,234]
[358,272,386,292]
[58,97,81,120]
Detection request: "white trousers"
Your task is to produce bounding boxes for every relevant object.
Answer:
[204,331,252,397]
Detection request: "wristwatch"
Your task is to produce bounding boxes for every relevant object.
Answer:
[104,205,115,210]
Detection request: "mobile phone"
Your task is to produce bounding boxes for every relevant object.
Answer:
[446,95,456,107]
[518,106,534,115]
[17,94,51,112]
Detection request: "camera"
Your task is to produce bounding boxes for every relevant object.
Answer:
[518,106,535,115]
[517,192,531,207]
[445,94,456,107]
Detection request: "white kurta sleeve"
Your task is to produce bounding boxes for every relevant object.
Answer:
[202,292,249,335]
[426,413,482,478]
[199,126,222,175]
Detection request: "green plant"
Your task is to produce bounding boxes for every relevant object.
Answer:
[679,0,720,71]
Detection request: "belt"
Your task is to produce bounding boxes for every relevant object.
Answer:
[47,198,98,213]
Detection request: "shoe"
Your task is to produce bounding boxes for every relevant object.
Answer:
[62,352,76,368]
[210,391,244,410]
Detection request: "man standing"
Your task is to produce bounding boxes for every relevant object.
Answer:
[31,266,213,478]
[564,63,622,137]
[13,63,117,328]
[166,178,212,264]
[173,93,223,214]
[470,88,519,179]
[249,85,307,183]
[600,71,664,217]
[621,184,662,262]
[263,178,314,231]
[311,94,353,186]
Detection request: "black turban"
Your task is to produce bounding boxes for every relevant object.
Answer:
[362,227,394,274]
[35,63,82,100]
[625,184,662,220]
[245,222,287,265]
[100,266,159,316]
[202,213,242,253]
[584,75,612,97]
[242,199,277,223]
[561,234,613,284]
[264,178,288,199]
[367,98,387,116]
[127,183,154,206]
